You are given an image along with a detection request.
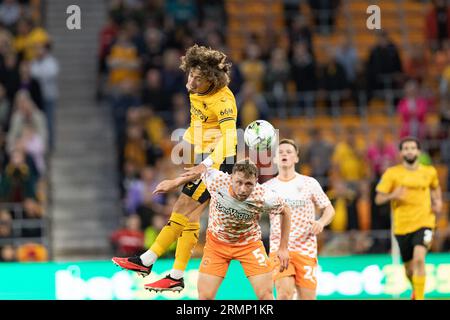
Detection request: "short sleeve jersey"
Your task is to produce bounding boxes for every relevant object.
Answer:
[264,174,331,258]
[201,168,285,245]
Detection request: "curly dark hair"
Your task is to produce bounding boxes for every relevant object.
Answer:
[180,44,232,92]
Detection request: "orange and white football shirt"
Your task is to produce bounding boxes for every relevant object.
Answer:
[201,168,285,245]
[264,173,331,259]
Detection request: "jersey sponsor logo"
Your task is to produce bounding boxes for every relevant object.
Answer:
[190,104,209,122]
[283,198,307,207]
[215,200,253,221]
[219,108,234,116]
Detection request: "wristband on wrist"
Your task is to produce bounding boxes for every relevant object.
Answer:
[201,157,214,168]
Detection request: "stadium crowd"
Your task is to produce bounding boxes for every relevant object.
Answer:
[99,0,449,258]
[0,0,57,262]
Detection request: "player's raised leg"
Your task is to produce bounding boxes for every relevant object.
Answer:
[112,193,202,275]
[144,202,207,291]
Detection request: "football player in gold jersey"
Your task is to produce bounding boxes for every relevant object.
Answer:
[112,44,238,292]
[375,137,442,300]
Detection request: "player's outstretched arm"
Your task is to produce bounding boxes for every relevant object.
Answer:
[153,174,200,195]
[278,205,291,272]
[153,165,213,194]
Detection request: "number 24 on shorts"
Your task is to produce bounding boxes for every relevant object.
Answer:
[304,266,317,283]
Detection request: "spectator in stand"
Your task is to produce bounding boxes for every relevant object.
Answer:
[23,197,44,219]
[141,26,165,72]
[366,30,403,98]
[18,60,43,110]
[160,49,185,97]
[283,0,300,29]
[308,0,340,34]
[165,0,198,26]
[0,0,21,31]
[16,123,46,176]
[264,48,290,105]
[331,128,367,231]
[123,124,148,172]
[240,42,266,93]
[0,128,8,171]
[290,41,318,111]
[7,90,47,154]
[197,0,226,27]
[303,128,334,190]
[326,177,358,232]
[318,49,350,112]
[366,132,397,181]
[110,214,145,257]
[169,92,190,128]
[0,24,13,54]
[397,80,430,140]
[287,15,314,57]
[141,68,170,114]
[0,209,13,239]
[0,244,16,262]
[425,0,450,51]
[107,29,141,93]
[0,51,20,104]
[98,12,119,74]
[123,19,146,57]
[30,43,59,150]
[235,81,270,128]
[125,166,164,228]
[122,160,139,195]
[141,107,168,158]
[13,18,50,62]
[111,81,140,153]
[0,84,11,132]
[403,45,428,84]
[335,36,359,89]
[0,149,36,203]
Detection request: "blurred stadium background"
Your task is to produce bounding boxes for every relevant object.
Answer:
[0,0,449,299]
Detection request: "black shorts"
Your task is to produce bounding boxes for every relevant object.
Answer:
[395,228,433,263]
[181,154,236,204]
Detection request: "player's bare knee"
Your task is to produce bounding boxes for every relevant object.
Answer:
[256,288,273,300]
[276,287,294,300]
[198,288,215,300]
[277,291,293,300]
[405,267,414,279]
[413,253,425,268]
[413,258,425,272]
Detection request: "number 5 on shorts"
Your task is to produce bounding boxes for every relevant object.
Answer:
[252,248,267,266]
